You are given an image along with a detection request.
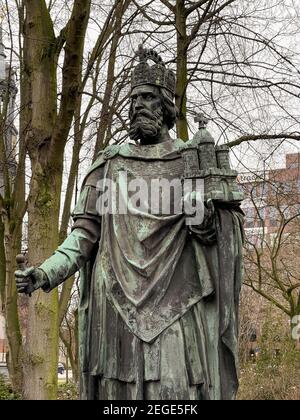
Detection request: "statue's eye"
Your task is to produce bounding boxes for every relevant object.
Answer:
[144,94,154,100]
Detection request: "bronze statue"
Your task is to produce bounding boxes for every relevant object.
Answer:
[16,46,244,400]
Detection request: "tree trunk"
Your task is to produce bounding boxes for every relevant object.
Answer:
[175,0,189,141]
[3,227,23,393]
[0,218,5,311]
[0,2,26,390]
[22,0,91,399]
[22,0,59,400]
[0,0,30,394]
[24,170,61,400]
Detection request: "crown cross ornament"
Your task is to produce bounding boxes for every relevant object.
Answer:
[131,45,176,96]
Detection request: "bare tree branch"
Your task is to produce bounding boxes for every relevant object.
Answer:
[228,134,300,148]
[186,0,211,16]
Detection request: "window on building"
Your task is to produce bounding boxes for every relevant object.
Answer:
[287,204,300,220]
[256,184,262,198]
[257,183,269,198]
[261,183,269,197]
[282,182,293,194]
[288,162,299,170]
[270,182,279,196]
[280,206,291,220]
[269,206,278,227]
[244,207,255,228]
[245,230,265,249]
[258,207,266,227]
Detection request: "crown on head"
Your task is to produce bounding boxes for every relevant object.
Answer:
[131,45,176,96]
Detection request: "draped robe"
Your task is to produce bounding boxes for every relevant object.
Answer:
[40,139,244,400]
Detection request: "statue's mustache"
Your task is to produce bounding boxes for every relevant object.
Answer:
[130,109,158,123]
[129,107,164,141]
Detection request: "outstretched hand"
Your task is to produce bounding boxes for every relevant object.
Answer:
[15,267,48,295]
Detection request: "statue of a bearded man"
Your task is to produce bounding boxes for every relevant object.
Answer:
[16,46,244,400]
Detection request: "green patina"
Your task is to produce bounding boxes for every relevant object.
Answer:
[17,46,244,401]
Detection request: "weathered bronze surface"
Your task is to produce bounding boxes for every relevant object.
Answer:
[16,46,244,400]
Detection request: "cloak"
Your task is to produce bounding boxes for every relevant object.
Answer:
[75,140,244,400]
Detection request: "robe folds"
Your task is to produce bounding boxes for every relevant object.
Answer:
[41,139,244,400]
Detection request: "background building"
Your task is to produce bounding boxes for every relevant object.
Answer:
[238,152,300,355]
[239,152,300,245]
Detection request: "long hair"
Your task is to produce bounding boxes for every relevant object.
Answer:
[129,86,178,130]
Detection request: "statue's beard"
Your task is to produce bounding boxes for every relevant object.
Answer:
[129,108,164,142]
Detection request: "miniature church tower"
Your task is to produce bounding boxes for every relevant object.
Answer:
[180,113,244,203]
[0,21,18,193]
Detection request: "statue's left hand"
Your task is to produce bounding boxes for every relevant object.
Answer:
[201,199,215,229]
[187,199,217,244]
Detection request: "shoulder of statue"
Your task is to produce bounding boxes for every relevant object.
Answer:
[81,153,106,189]
[98,144,121,161]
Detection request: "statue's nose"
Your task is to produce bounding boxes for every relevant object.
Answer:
[135,96,143,110]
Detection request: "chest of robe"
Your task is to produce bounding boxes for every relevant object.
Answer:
[93,154,213,342]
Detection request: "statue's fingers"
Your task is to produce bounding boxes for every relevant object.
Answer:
[15,267,35,278]
[16,281,29,289]
[15,270,27,278]
[17,285,28,293]
[16,277,28,283]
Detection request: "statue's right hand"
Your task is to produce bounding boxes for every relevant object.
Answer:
[15,267,47,295]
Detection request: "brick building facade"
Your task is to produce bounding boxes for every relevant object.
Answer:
[239,152,300,244]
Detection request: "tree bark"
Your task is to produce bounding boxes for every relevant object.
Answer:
[0,219,5,311]
[175,0,189,141]
[3,226,23,392]
[22,0,90,400]
[0,2,26,391]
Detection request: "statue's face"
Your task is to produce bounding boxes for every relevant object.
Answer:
[129,85,164,143]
